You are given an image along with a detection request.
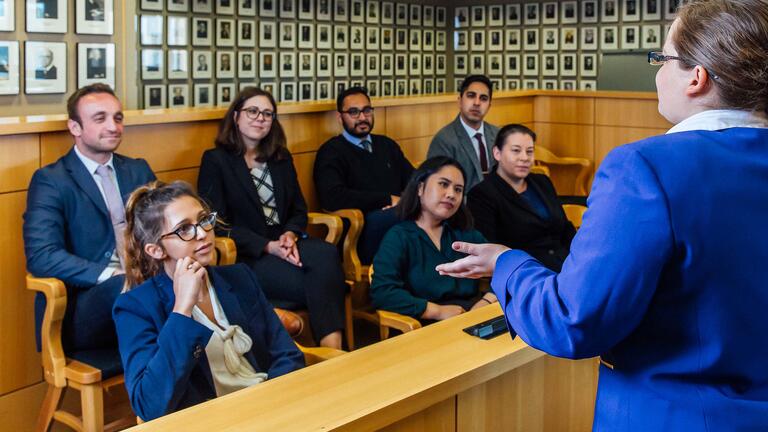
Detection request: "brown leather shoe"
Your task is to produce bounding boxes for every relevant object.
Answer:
[274,308,303,337]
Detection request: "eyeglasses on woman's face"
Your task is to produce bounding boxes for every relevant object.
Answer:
[161,212,217,241]
[240,106,275,121]
[648,51,720,79]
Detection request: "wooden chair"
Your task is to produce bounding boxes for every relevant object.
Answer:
[534,146,592,196]
[562,204,588,229]
[365,265,423,340]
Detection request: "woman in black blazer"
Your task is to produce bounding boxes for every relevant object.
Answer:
[198,87,345,349]
[467,124,576,272]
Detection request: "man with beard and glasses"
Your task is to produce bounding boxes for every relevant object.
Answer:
[314,86,414,264]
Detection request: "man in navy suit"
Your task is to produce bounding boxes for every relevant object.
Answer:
[23,83,156,353]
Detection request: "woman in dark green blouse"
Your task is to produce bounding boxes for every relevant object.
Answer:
[370,157,496,321]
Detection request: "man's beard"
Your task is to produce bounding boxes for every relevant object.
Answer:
[343,119,374,138]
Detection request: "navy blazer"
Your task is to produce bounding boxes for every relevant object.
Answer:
[23,147,156,288]
[491,128,768,430]
[113,264,304,421]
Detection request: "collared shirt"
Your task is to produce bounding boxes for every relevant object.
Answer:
[73,145,122,282]
[667,109,768,134]
[459,115,486,162]
[341,129,373,151]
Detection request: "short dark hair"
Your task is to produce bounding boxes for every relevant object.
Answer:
[458,75,493,99]
[493,124,537,150]
[336,86,370,112]
[214,86,288,162]
[397,156,473,231]
[67,83,117,126]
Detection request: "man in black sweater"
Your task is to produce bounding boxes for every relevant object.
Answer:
[314,86,414,264]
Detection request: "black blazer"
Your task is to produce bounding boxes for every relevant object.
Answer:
[467,172,576,272]
[198,147,308,260]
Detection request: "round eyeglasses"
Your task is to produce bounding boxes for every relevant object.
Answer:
[240,107,275,121]
[161,212,217,241]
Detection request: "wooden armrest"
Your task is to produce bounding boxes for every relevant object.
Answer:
[530,165,550,176]
[327,208,365,282]
[64,360,102,385]
[214,237,237,266]
[307,212,344,245]
[562,204,587,229]
[377,310,422,334]
[26,275,68,387]
[296,343,346,366]
[535,146,592,196]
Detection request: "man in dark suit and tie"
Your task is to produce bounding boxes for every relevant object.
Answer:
[427,75,500,191]
[23,84,156,354]
[35,47,57,80]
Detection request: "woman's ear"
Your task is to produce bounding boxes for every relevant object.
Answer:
[417,181,425,197]
[144,242,167,261]
[492,145,502,162]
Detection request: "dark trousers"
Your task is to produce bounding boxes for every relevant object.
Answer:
[358,207,401,265]
[243,237,346,343]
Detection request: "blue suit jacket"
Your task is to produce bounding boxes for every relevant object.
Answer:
[23,147,156,288]
[491,128,768,430]
[113,264,305,421]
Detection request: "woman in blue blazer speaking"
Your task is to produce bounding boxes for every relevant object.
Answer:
[438,0,768,430]
[113,181,304,421]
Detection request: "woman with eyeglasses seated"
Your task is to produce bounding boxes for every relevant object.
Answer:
[370,157,494,322]
[467,124,576,272]
[197,87,346,349]
[113,181,304,422]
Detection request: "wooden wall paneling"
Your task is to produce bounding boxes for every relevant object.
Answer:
[531,122,595,195]
[0,192,41,395]
[378,397,456,432]
[281,111,341,154]
[484,97,535,127]
[595,99,671,129]
[398,136,433,166]
[0,382,48,430]
[292,152,320,211]
[39,131,74,166]
[534,96,595,124]
[384,102,457,142]
[0,135,40,193]
[119,122,219,172]
[594,126,668,169]
[155,168,201,190]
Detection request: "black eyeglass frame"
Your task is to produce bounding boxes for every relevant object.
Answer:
[647,51,720,80]
[161,212,218,242]
[339,106,375,118]
[239,107,276,121]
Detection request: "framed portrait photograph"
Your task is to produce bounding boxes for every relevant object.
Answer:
[623,0,640,21]
[435,78,445,94]
[542,53,558,76]
[523,53,538,76]
[25,41,66,93]
[279,51,296,78]
[334,52,348,76]
[140,15,163,45]
[298,22,314,49]
[144,85,166,109]
[423,5,434,26]
[299,81,314,101]
[259,0,275,17]
[298,51,314,77]
[542,2,558,24]
[601,26,619,50]
[335,0,348,21]
[642,24,661,49]
[27,0,67,33]
[470,30,484,51]
[316,81,332,100]
[260,81,276,99]
[193,0,212,13]
[380,1,393,24]
[505,53,520,76]
[524,3,540,25]
[315,0,330,20]
[279,0,294,18]
[423,78,434,95]
[381,53,393,75]
[192,18,212,46]
[394,53,406,76]
[194,83,213,107]
[488,5,503,26]
[644,0,661,19]
[394,79,406,96]
[364,79,378,97]
[409,4,421,26]
[381,79,393,97]
[141,48,163,80]
[436,31,447,51]
[367,27,379,50]
[487,54,503,76]
[505,4,521,25]
[487,30,502,52]
[408,78,420,96]
[299,0,313,19]
[561,1,578,23]
[0,0,14,31]
[542,79,557,90]
[580,79,597,90]
[280,81,296,102]
[217,82,235,106]
[560,53,577,76]
[350,52,363,76]
[350,25,364,50]
[141,0,162,10]
[259,51,276,78]
[76,0,113,35]
[168,84,189,108]
[317,52,331,77]
[260,21,276,48]
[436,6,446,27]
[238,0,256,15]
[168,0,188,12]
[366,53,379,76]
[216,50,235,79]
[560,79,577,91]
[0,41,20,95]
[622,25,640,49]
[524,28,539,51]
[469,54,484,75]
[334,25,348,49]
[422,30,434,51]
[167,16,188,46]
[505,79,521,91]
[192,50,212,79]
[665,0,681,19]
[523,79,539,89]
[561,27,578,50]
[454,6,468,28]
[317,23,332,49]
[167,49,188,79]
[581,27,598,50]
[543,28,559,51]
[238,20,256,47]
[366,0,378,24]
[436,54,446,75]
[217,18,235,47]
[381,28,393,50]
[582,0,598,22]
[216,0,234,14]
[410,29,421,51]
[581,53,597,77]
[506,29,521,51]
[396,28,407,50]
[602,0,619,22]
[407,53,420,76]
[350,0,363,22]
[470,6,484,26]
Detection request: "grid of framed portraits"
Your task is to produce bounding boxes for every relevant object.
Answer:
[138,0,449,107]
[454,1,673,91]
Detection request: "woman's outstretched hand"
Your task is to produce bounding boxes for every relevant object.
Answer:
[435,242,510,279]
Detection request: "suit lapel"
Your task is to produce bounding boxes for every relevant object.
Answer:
[63,148,110,218]
[451,117,483,176]
[112,155,135,203]
[226,151,265,213]
[527,175,560,226]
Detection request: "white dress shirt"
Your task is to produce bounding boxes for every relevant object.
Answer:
[459,115,487,163]
[667,109,768,134]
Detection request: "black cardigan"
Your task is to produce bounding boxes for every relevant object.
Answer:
[467,171,576,272]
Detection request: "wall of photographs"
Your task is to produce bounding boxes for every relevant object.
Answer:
[137,0,450,109]
[452,0,680,92]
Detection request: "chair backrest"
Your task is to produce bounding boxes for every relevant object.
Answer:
[214,237,237,265]
[562,204,587,229]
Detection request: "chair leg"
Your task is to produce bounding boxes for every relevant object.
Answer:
[344,294,355,350]
[80,383,104,432]
[379,324,390,341]
[35,384,63,432]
